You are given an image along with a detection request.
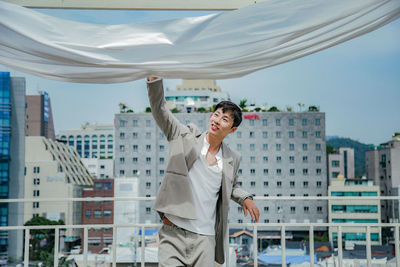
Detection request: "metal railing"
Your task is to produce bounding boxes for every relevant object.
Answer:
[0,196,399,267]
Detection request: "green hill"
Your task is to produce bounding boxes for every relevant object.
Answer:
[326,137,372,177]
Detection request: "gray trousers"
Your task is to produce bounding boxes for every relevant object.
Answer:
[158,224,216,267]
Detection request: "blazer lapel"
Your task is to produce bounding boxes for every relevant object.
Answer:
[186,131,206,171]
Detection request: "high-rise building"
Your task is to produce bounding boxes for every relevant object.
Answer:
[26,92,56,140]
[328,147,355,180]
[115,102,327,228]
[58,123,114,159]
[0,72,25,260]
[165,80,229,112]
[81,179,114,253]
[366,133,400,223]
[328,177,381,245]
[25,136,93,250]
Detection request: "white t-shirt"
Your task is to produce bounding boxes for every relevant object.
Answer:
[166,136,223,236]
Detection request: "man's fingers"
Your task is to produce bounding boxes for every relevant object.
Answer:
[243,206,248,217]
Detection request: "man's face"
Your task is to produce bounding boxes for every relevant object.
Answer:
[208,108,237,140]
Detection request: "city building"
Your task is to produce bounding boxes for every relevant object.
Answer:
[115,105,327,228]
[81,158,113,179]
[81,179,114,253]
[365,133,400,223]
[328,177,381,245]
[58,123,114,159]
[328,147,355,180]
[24,136,93,250]
[165,79,229,112]
[0,72,25,260]
[26,92,56,140]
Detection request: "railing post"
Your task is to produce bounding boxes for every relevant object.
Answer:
[309,225,314,267]
[395,225,400,267]
[281,225,286,267]
[338,226,343,267]
[366,226,371,267]
[141,225,145,267]
[54,227,59,267]
[112,226,117,267]
[253,224,258,267]
[24,228,29,267]
[225,225,230,267]
[83,227,88,267]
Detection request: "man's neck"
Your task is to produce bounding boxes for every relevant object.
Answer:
[206,133,222,154]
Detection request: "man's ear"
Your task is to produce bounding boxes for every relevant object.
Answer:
[229,126,238,134]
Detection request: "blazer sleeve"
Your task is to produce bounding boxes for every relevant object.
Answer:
[147,79,187,141]
[231,153,253,205]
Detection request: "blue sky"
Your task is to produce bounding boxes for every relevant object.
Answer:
[1,8,399,145]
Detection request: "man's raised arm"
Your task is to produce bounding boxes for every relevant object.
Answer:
[147,77,185,141]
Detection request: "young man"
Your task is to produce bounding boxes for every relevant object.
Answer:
[147,77,259,266]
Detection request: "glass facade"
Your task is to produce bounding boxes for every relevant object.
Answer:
[0,72,11,255]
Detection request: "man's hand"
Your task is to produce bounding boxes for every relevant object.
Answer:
[242,198,260,222]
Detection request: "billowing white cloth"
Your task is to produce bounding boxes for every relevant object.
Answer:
[0,0,399,83]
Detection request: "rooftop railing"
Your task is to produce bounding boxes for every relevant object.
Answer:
[0,196,399,267]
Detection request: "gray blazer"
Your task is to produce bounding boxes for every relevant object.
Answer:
[148,79,251,264]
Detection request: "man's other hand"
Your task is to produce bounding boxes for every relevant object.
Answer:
[242,198,260,222]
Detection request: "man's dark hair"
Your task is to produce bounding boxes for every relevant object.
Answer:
[214,101,242,128]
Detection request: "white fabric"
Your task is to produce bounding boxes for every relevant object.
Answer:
[0,0,399,83]
[167,136,222,235]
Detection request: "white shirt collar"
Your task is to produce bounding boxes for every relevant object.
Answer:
[201,135,223,173]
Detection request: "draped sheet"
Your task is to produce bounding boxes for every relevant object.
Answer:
[0,0,399,83]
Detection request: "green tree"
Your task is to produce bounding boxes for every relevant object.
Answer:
[24,216,65,261]
[326,145,336,154]
[267,106,280,112]
[308,105,319,112]
[286,106,293,112]
[145,107,152,113]
[126,109,134,113]
[197,107,207,113]
[254,107,261,112]
[239,99,248,109]
[171,108,179,113]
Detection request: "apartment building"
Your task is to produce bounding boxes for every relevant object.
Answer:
[328,147,355,180]
[26,92,55,140]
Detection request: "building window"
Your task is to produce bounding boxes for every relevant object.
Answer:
[250,181,256,187]
[263,144,268,151]
[332,172,339,178]
[33,190,40,197]
[119,157,125,164]
[33,178,40,185]
[262,131,268,138]
[277,181,282,188]
[146,157,151,164]
[303,156,308,162]
[238,207,243,213]
[120,132,125,139]
[237,181,242,187]
[303,169,308,175]
[263,169,268,175]
[263,156,268,163]
[264,181,268,187]
[94,210,102,218]
[146,145,151,151]
[236,131,242,138]
[276,156,282,162]
[146,170,151,176]
[276,169,282,175]
[316,169,322,175]
[289,131,294,138]
[276,144,281,151]
[95,182,102,190]
[119,145,125,152]
[290,169,295,175]
[250,169,256,175]
[290,207,296,214]
[289,156,295,163]
[315,131,321,137]
[249,132,255,138]
[132,132,138,139]
[104,182,112,190]
[104,210,112,218]
[317,206,322,214]
[290,181,295,188]
[160,170,164,175]
[159,157,165,164]
[120,120,127,127]
[264,206,269,213]
[146,132,151,139]
[276,119,281,126]
[302,119,307,126]
[262,119,267,126]
[250,144,255,151]
[315,144,321,151]
[238,219,243,223]
[303,181,309,188]
[315,118,321,125]
[302,131,307,138]
[302,144,308,151]
[237,144,242,151]
[33,166,40,174]
[238,169,242,175]
[146,120,151,127]
[85,210,91,218]
[133,157,138,163]
[289,144,294,150]
[33,202,39,208]
[249,119,255,126]
[133,169,138,175]
[100,165,105,169]
[316,156,321,163]
[146,182,151,189]
[159,145,164,151]
[120,170,125,175]
[250,156,255,163]
[316,181,322,188]
[304,206,309,213]
[133,120,138,126]
[332,160,340,167]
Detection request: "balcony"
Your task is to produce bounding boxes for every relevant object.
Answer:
[1,196,399,267]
